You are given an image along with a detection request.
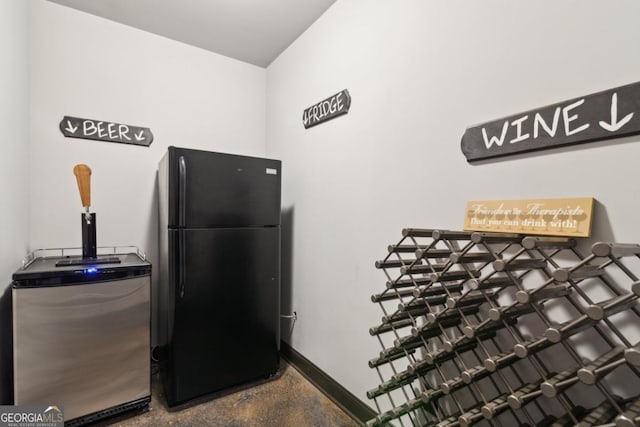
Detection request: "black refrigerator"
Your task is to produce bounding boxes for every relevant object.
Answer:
[158,147,281,407]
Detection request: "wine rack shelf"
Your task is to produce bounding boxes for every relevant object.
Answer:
[367,229,640,427]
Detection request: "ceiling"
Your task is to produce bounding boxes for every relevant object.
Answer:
[48,0,337,67]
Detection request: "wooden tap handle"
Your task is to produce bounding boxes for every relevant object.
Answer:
[73,164,92,208]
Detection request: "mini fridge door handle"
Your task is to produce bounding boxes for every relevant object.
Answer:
[178,156,187,227]
[178,155,187,298]
[179,230,186,298]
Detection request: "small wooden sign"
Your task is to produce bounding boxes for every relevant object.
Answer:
[463,197,594,237]
[461,81,640,162]
[303,89,351,129]
[59,116,154,147]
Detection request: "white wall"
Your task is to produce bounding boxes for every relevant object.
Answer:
[266,0,640,404]
[29,1,267,345]
[0,0,30,404]
[0,0,30,289]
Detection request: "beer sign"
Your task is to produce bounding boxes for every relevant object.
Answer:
[59,116,153,147]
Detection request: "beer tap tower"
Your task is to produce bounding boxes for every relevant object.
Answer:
[73,164,97,259]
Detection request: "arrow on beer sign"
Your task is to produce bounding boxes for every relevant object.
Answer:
[59,116,154,147]
[461,81,640,162]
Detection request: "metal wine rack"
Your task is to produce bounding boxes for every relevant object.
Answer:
[367,229,640,427]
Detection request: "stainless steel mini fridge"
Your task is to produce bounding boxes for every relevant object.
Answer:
[12,248,151,426]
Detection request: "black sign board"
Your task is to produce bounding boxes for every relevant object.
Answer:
[303,89,351,129]
[59,116,154,147]
[461,81,640,162]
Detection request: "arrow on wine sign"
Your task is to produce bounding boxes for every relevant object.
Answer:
[461,81,640,162]
[599,93,634,132]
[59,116,154,147]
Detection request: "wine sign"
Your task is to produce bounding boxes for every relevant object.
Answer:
[463,197,594,237]
[461,81,640,162]
[302,89,351,129]
[59,116,154,147]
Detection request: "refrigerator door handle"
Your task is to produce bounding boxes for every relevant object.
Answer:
[179,229,186,298]
[178,156,187,228]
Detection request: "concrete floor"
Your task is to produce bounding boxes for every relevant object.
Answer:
[103,360,360,427]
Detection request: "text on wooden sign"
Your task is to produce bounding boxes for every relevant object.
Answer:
[463,197,594,237]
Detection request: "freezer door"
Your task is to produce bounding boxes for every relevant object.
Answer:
[13,276,150,421]
[166,147,281,228]
[165,227,280,406]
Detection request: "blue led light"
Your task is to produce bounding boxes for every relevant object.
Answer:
[84,267,98,274]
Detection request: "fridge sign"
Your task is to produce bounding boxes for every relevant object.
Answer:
[460,81,640,162]
[59,116,154,147]
[302,89,351,129]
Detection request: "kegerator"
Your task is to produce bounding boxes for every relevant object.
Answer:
[12,248,151,425]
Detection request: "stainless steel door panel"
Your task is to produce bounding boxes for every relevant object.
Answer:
[13,276,150,421]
